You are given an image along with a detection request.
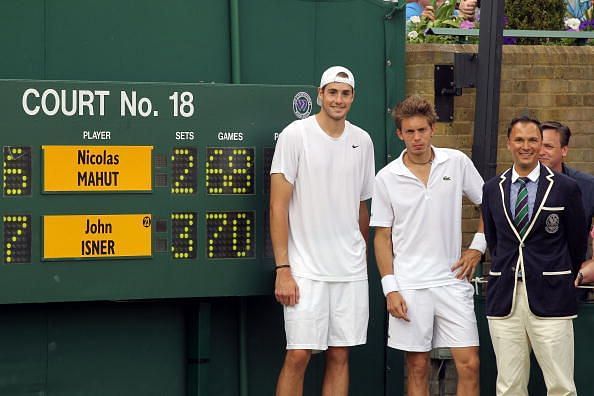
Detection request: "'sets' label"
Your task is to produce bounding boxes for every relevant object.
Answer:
[43,214,152,260]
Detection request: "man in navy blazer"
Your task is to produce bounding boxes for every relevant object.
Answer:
[538,121,594,286]
[481,116,587,396]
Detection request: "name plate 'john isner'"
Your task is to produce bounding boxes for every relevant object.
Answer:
[82,218,115,255]
[42,214,151,260]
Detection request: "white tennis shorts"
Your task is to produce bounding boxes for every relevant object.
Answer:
[387,281,479,352]
[284,276,369,350]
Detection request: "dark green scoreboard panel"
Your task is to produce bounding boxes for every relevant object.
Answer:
[0,79,317,304]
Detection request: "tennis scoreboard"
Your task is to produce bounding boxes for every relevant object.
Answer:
[0,80,316,303]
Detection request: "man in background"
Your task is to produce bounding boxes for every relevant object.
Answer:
[538,121,594,286]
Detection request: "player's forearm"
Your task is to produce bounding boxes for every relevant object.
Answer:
[375,227,399,296]
[467,210,487,254]
[476,209,484,234]
[374,228,394,277]
[270,203,290,266]
[270,174,293,266]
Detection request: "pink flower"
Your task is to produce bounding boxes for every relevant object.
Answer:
[460,20,475,29]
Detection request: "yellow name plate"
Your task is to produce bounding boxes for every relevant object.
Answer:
[42,145,153,192]
[43,214,152,259]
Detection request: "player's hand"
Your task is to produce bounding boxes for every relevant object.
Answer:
[575,259,594,287]
[386,292,409,322]
[452,249,482,280]
[421,5,436,21]
[274,269,300,306]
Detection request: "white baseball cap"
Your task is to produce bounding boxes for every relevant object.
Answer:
[317,66,355,106]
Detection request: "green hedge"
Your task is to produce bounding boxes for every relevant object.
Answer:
[505,0,566,44]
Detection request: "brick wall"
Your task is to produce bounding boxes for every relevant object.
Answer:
[406,43,594,258]
[404,43,594,396]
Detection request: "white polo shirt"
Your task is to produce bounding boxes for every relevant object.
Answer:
[271,115,375,281]
[370,147,483,290]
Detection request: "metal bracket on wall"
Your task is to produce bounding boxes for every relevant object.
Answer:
[434,53,478,122]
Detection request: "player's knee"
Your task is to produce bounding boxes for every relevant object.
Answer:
[456,354,480,379]
[326,347,349,367]
[407,354,430,379]
[283,349,311,372]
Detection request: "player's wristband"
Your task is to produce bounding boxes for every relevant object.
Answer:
[274,264,290,271]
[381,274,399,296]
[469,232,487,254]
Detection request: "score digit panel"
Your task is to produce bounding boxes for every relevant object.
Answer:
[0,79,317,303]
[206,147,254,195]
[3,215,31,263]
[171,148,197,195]
[171,212,197,259]
[206,211,255,259]
[3,147,31,196]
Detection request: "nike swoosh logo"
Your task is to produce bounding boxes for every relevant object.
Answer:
[352,145,359,149]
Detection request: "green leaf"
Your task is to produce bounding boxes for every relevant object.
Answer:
[441,19,462,27]
[435,0,456,21]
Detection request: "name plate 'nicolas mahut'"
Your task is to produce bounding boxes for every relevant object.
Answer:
[42,145,152,192]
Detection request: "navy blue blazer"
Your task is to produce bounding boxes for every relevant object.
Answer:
[482,164,588,318]
[563,164,594,233]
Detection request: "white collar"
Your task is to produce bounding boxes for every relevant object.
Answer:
[511,163,540,183]
[391,146,448,176]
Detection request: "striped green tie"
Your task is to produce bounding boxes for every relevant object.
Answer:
[514,177,530,237]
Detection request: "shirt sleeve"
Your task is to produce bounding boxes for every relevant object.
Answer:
[360,137,376,201]
[270,123,301,185]
[369,174,394,228]
[564,181,588,272]
[461,154,484,205]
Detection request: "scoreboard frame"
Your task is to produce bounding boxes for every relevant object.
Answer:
[0,79,317,304]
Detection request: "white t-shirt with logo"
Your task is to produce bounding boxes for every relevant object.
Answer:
[270,115,375,281]
[370,147,483,289]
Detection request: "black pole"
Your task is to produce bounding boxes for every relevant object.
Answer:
[471,0,505,180]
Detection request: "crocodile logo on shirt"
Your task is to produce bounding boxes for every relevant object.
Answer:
[443,176,452,181]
